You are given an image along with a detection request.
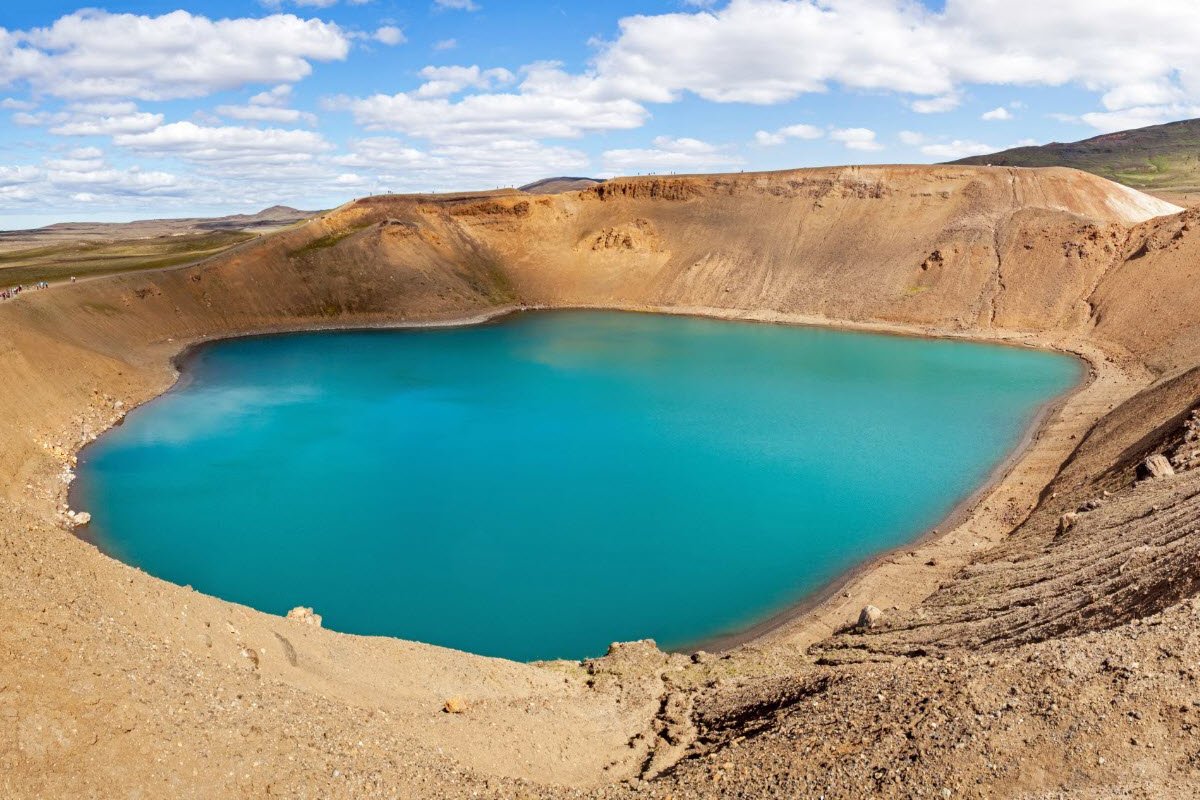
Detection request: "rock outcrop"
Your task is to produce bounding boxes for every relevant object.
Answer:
[286,606,322,627]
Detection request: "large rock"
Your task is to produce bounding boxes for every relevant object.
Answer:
[1142,454,1176,479]
[857,605,884,630]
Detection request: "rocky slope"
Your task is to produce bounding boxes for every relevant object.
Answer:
[2,165,1200,797]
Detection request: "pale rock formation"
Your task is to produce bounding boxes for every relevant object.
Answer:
[1143,454,1176,479]
[857,605,884,630]
[286,606,322,627]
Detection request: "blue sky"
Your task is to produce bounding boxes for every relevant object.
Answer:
[2,0,1198,228]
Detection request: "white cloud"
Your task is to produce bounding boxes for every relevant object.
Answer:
[588,0,1200,121]
[264,0,340,7]
[434,0,480,10]
[753,123,823,146]
[1079,104,1200,133]
[374,26,406,46]
[920,139,996,160]
[0,165,42,186]
[433,39,457,51]
[981,106,1012,120]
[14,101,164,136]
[596,0,956,104]
[333,136,589,191]
[829,127,883,152]
[216,84,316,126]
[114,121,333,165]
[215,104,318,126]
[250,85,293,106]
[898,130,928,146]
[0,150,183,210]
[602,135,743,173]
[414,65,515,98]
[1,10,349,100]
[911,94,962,114]
[0,97,35,110]
[328,63,647,142]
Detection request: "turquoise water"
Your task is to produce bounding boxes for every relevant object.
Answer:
[75,311,1080,661]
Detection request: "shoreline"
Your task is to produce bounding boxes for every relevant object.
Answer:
[685,362,1084,653]
[68,302,1101,661]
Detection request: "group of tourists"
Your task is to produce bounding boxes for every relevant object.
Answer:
[0,280,51,301]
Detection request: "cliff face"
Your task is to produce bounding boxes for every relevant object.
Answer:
[5,165,1200,797]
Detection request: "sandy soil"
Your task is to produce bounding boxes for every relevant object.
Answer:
[4,165,1200,797]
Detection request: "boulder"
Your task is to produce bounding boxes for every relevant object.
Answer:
[1057,512,1079,535]
[286,606,322,627]
[857,605,884,630]
[443,696,467,714]
[1142,454,1175,479]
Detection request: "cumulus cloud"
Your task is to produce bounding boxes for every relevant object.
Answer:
[14,101,164,136]
[910,94,963,114]
[328,63,647,142]
[920,139,997,160]
[602,136,743,173]
[981,106,1012,120]
[1079,104,1200,133]
[589,0,1200,124]
[215,84,317,126]
[0,10,349,100]
[333,135,589,191]
[374,26,406,46]
[414,65,515,98]
[215,104,318,126]
[114,121,333,166]
[261,0,340,8]
[753,123,823,146]
[828,127,883,152]
[0,149,182,209]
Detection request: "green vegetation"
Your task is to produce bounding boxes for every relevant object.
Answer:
[287,222,372,257]
[0,230,254,287]
[949,118,1200,191]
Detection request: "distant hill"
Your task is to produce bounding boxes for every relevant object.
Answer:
[3,205,317,244]
[949,118,1200,193]
[519,177,602,194]
[0,205,319,284]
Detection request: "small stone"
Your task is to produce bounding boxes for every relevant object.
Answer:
[857,605,884,630]
[443,696,467,714]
